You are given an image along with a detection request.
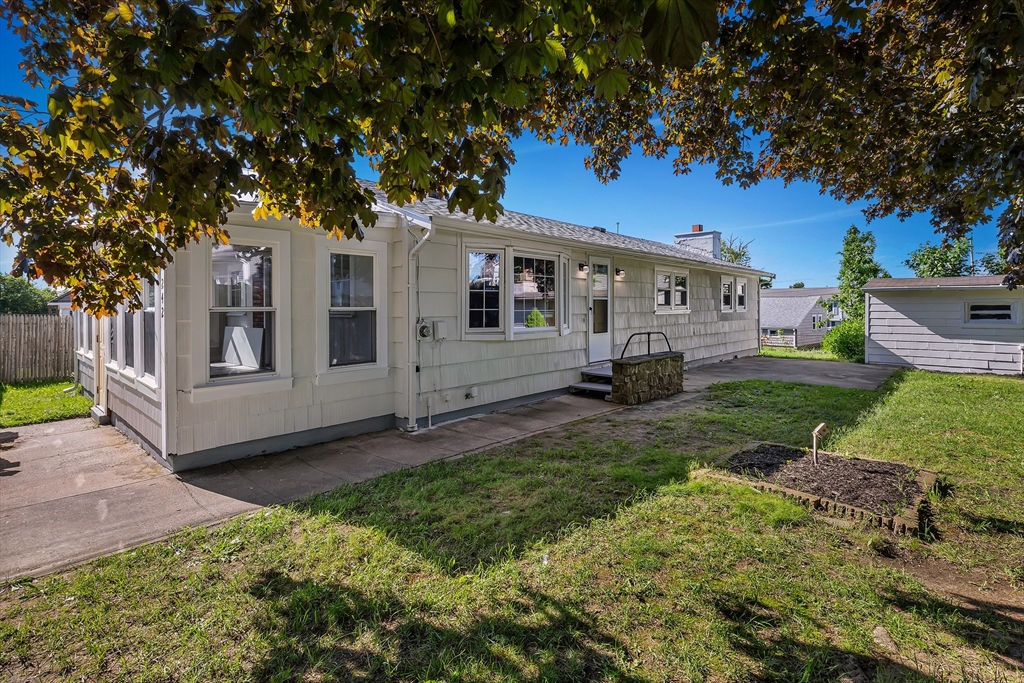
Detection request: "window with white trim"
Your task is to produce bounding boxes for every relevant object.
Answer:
[328,252,377,367]
[560,255,570,333]
[142,281,158,379]
[467,250,503,332]
[721,277,734,311]
[105,278,161,385]
[513,254,556,330]
[966,302,1017,323]
[209,243,275,378]
[656,270,689,312]
[736,279,747,311]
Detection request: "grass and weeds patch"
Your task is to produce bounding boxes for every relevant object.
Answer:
[300,437,692,572]
[759,346,844,362]
[830,371,1024,573]
[0,380,92,428]
[3,480,1018,681]
[2,369,1022,680]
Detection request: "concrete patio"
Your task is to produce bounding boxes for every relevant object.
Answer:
[0,356,897,580]
[0,394,618,579]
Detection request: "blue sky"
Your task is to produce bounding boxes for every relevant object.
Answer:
[0,24,1002,287]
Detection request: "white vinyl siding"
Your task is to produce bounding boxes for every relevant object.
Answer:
[865,289,1024,375]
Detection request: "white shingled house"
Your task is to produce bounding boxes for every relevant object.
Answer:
[864,276,1024,375]
[69,183,772,471]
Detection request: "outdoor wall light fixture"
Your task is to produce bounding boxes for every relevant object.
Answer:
[615,268,625,277]
[578,263,589,273]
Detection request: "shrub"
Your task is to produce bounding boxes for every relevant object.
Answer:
[822,318,865,362]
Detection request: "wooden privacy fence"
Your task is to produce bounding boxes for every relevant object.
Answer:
[0,314,74,384]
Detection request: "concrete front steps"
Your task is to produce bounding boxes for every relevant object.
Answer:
[568,364,612,399]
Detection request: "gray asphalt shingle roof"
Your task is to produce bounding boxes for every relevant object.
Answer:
[760,295,824,329]
[862,276,1006,291]
[358,181,770,275]
[761,286,838,298]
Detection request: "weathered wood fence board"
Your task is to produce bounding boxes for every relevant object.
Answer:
[0,314,74,383]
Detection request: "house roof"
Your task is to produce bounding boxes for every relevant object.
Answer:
[761,286,838,298]
[862,276,1007,291]
[48,291,72,306]
[760,295,825,329]
[356,181,773,276]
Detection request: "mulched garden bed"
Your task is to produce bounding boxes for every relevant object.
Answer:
[726,443,921,517]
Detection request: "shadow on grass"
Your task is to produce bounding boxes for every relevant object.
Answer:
[247,569,645,682]
[244,570,1021,681]
[712,586,1023,681]
[295,437,695,574]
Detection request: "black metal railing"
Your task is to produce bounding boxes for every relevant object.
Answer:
[619,331,673,359]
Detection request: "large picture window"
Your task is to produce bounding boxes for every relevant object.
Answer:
[656,270,689,312]
[209,243,275,378]
[329,253,377,367]
[513,255,556,329]
[467,251,502,331]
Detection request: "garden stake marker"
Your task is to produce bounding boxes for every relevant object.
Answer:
[812,423,829,465]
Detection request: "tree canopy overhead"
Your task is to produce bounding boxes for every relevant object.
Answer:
[1,0,1023,313]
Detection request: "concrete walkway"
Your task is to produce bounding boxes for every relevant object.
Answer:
[0,357,897,580]
[0,395,617,579]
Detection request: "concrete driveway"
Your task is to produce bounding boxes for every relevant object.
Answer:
[0,357,897,580]
[684,356,897,393]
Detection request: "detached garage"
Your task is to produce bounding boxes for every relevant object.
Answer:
[864,276,1024,376]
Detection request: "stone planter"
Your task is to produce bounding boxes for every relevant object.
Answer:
[610,351,685,405]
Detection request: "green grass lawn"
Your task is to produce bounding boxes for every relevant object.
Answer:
[0,380,93,428]
[2,371,1022,681]
[758,345,845,362]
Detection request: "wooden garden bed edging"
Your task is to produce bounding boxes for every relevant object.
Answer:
[706,441,938,537]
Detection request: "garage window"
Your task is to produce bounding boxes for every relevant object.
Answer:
[966,302,1017,323]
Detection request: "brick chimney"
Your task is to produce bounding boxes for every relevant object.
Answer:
[674,224,721,259]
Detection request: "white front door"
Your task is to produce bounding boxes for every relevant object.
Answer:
[588,257,612,363]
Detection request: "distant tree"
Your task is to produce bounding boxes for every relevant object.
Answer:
[759,277,773,289]
[904,238,972,278]
[790,282,805,289]
[833,226,890,319]
[979,248,1009,275]
[721,235,753,267]
[0,274,55,314]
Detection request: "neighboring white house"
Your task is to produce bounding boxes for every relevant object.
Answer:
[70,182,772,471]
[864,276,1024,375]
[47,291,73,317]
[760,287,845,348]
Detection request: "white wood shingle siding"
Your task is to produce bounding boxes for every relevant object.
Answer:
[866,289,1024,375]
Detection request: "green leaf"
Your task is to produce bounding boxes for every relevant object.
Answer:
[439,3,456,28]
[615,32,645,61]
[641,0,718,69]
[571,54,589,78]
[593,68,630,100]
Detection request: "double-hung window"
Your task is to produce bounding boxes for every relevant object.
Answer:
[104,277,161,389]
[142,280,158,380]
[209,243,275,378]
[513,255,556,330]
[329,253,377,367]
[736,279,747,311]
[656,270,689,312]
[467,250,503,333]
[721,277,734,311]
[560,255,570,333]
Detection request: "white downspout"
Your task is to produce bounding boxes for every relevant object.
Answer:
[405,216,434,431]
